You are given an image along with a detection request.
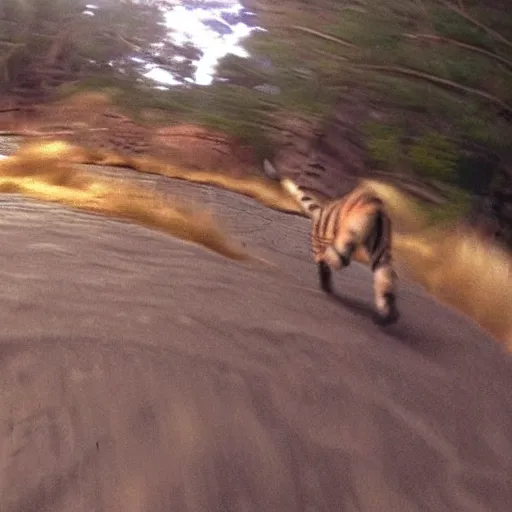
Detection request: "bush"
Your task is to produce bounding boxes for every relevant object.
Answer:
[408,132,458,181]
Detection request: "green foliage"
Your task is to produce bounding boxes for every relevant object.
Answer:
[364,122,459,183]
[423,186,473,226]
[431,6,496,49]
[408,132,458,181]
[363,121,404,169]
[238,0,512,190]
[457,113,510,150]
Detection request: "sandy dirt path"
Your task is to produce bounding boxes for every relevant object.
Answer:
[0,164,511,512]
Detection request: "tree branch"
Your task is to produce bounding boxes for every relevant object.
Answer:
[0,41,26,48]
[311,48,349,62]
[439,0,512,49]
[352,63,512,115]
[102,31,142,52]
[403,33,512,69]
[288,26,359,49]
[0,128,109,137]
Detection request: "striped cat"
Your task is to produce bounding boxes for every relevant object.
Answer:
[266,161,399,324]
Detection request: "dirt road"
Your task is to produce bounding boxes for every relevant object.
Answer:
[1,168,511,512]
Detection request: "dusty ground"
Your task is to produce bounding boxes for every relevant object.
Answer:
[1,163,511,511]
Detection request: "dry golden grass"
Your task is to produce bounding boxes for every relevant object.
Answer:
[360,179,429,233]
[394,229,512,352]
[25,142,425,224]
[0,141,250,261]
[5,139,301,214]
[360,179,512,352]
[65,146,303,215]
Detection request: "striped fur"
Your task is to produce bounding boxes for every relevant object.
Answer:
[280,175,399,325]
